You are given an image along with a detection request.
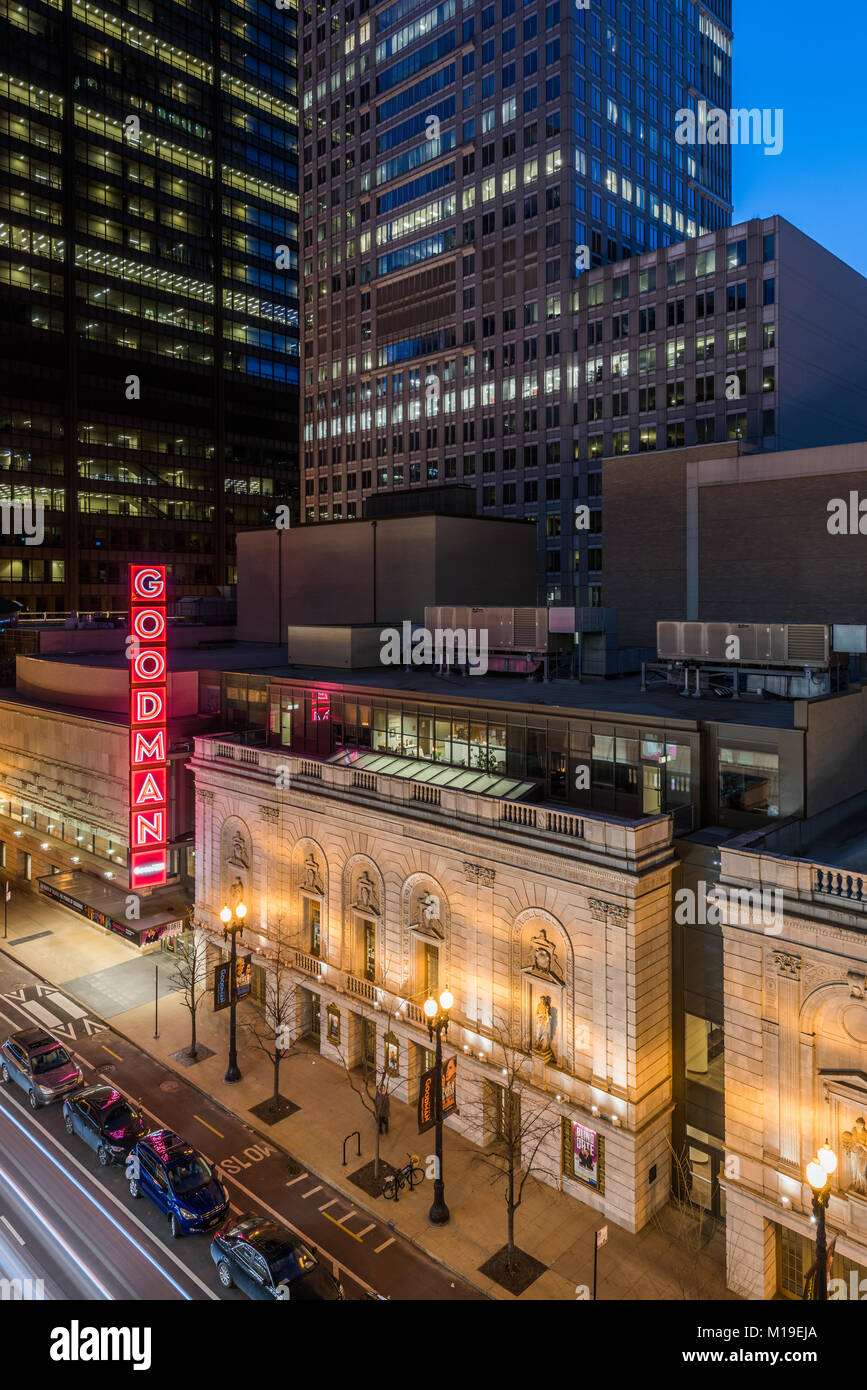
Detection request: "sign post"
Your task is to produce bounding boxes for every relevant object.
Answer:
[3,878,9,939]
[593,1225,608,1300]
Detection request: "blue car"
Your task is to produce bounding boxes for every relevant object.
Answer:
[127,1129,229,1238]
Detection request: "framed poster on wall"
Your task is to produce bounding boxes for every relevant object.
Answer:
[561,1116,605,1193]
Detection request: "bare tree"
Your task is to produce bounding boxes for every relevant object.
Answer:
[169,909,208,1059]
[338,981,402,1183]
[243,932,301,1114]
[472,1016,562,1276]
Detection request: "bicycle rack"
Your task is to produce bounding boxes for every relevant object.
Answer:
[342,1130,361,1166]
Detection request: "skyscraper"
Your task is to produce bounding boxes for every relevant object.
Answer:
[0,0,301,614]
[300,0,733,603]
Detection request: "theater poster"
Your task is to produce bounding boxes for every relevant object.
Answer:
[572,1120,600,1189]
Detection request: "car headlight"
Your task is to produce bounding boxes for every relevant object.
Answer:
[178,1207,197,1221]
[37,1083,53,1095]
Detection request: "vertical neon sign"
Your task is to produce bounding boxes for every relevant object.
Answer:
[129,564,168,889]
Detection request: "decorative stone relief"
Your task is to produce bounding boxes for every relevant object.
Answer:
[351,869,381,915]
[259,805,280,823]
[588,897,629,926]
[196,789,215,805]
[772,951,801,980]
[849,971,867,1000]
[301,851,324,895]
[464,861,496,886]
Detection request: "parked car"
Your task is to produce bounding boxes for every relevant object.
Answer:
[210,1214,344,1300]
[0,1028,84,1109]
[127,1129,229,1238]
[63,1084,145,1165]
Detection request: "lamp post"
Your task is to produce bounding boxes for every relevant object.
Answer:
[220,901,247,1084]
[423,988,453,1226]
[806,1140,837,1301]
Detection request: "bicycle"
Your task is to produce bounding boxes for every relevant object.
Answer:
[381,1153,424,1201]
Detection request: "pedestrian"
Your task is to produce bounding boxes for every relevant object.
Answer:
[375,1084,390,1134]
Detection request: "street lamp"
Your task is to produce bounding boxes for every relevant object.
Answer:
[423,987,453,1226]
[220,901,247,1084]
[806,1140,837,1301]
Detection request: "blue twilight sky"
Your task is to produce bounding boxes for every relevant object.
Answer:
[731,0,867,278]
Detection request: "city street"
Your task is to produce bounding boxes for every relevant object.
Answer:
[0,949,485,1302]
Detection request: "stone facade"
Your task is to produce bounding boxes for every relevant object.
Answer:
[721,845,867,1298]
[191,735,677,1233]
[0,696,129,889]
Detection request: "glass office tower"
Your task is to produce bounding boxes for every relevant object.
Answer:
[300,0,732,604]
[0,0,300,613]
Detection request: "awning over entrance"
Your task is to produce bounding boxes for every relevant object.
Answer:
[327,749,536,800]
[38,871,189,948]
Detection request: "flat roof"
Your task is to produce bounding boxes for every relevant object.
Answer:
[4,643,824,728]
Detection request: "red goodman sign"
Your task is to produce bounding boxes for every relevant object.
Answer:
[129,564,168,889]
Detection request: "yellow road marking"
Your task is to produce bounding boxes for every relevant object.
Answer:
[193,1113,224,1138]
[101,1045,123,1062]
[320,1210,363,1242]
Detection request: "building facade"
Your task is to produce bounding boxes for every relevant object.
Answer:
[721,826,867,1299]
[604,439,867,648]
[300,0,734,605]
[0,0,301,614]
[191,731,677,1232]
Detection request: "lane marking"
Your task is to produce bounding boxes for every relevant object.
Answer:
[45,991,88,1020]
[229,1203,241,1215]
[286,1172,308,1186]
[101,1045,123,1062]
[16,999,61,1030]
[302,1185,322,1199]
[318,1197,338,1212]
[1,1001,378,1297]
[0,1088,214,1300]
[0,1157,113,1300]
[321,1211,363,1242]
[205,1166,376,1296]
[0,1213,25,1245]
[336,1209,357,1223]
[193,1114,224,1138]
[374,1237,395,1254]
[356,1223,375,1238]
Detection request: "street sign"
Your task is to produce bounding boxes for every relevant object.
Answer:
[596,1225,608,1249]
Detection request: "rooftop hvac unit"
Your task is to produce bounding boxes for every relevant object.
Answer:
[424,606,549,653]
[656,621,831,668]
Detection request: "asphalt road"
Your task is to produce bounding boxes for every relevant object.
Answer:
[0,948,485,1302]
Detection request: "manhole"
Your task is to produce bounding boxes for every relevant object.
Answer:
[159,1079,181,1093]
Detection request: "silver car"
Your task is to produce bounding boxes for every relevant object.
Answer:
[0,1027,84,1110]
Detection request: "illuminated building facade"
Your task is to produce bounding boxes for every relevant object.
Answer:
[299,0,733,603]
[720,821,867,1299]
[0,0,300,614]
[191,726,678,1233]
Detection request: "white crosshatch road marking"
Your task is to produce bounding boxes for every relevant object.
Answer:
[1,984,107,1041]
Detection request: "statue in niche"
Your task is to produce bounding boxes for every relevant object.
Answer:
[226,831,249,870]
[415,891,443,939]
[352,870,380,915]
[228,875,245,910]
[843,1116,867,1195]
[525,928,565,986]
[301,852,324,895]
[534,994,554,1059]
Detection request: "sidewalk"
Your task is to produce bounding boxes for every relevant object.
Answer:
[0,892,737,1301]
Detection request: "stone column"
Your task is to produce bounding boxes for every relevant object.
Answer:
[773,951,802,1167]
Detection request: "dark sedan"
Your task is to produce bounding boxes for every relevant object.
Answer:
[0,1028,83,1109]
[63,1085,145,1165]
[210,1214,344,1301]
